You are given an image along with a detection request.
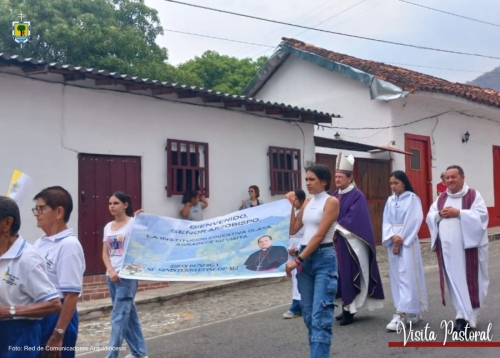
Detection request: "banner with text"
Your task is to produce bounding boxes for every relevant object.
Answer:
[119,199,292,281]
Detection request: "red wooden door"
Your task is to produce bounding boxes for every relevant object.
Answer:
[353,158,391,244]
[78,154,142,275]
[493,146,500,217]
[315,153,391,244]
[405,134,432,239]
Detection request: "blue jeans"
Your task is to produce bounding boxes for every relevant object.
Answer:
[289,299,302,315]
[106,277,147,358]
[297,246,338,358]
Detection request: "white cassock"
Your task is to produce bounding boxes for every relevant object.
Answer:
[288,209,304,301]
[426,183,489,328]
[382,191,428,314]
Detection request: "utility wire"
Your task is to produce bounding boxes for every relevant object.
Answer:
[164,0,500,60]
[399,0,500,28]
[303,0,388,43]
[164,28,485,74]
[231,0,340,57]
[164,29,275,48]
[386,62,483,74]
[317,110,500,130]
[293,0,367,39]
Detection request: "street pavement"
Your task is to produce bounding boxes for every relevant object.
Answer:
[76,240,500,358]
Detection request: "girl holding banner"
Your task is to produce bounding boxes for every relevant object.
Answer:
[285,165,340,358]
[102,191,148,358]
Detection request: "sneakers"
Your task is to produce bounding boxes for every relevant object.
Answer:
[283,311,302,319]
[408,313,423,324]
[386,314,407,331]
[124,355,149,358]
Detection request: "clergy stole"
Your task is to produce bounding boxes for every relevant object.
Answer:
[435,188,480,308]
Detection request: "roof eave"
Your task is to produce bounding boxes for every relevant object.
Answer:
[0,52,339,124]
[241,42,410,102]
[314,136,412,155]
[240,49,290,98]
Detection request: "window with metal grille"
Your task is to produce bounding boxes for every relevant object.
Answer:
[165,139,209,197]
[268,146,301,195]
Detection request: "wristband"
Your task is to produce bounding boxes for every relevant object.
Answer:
[297,255,304,263]
[294,258,303,273]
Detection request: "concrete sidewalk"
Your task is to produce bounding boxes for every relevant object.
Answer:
[78,227,500,321]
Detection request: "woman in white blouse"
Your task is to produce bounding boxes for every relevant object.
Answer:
[0,196,61,357]
[102,191,148,358]
[285,165,340,358]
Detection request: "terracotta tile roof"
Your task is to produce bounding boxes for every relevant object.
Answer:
[281,37,500,109]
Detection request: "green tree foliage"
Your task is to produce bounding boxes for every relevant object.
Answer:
[0,0,201,84]
[178,51,268,94]
[0,0,266,94]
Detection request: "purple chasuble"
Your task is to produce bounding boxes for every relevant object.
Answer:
[435,188,480,308]
[332,187,384,305]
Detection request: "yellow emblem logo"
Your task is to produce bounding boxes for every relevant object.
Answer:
[12,12,31,47]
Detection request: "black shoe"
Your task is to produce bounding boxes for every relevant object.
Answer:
[335,312,344,321]
[339,311,355,326]
[453,319,467,332]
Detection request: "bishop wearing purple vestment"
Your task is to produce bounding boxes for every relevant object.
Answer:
[332,153,384,326]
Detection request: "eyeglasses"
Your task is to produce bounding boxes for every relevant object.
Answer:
[32,205,48,215]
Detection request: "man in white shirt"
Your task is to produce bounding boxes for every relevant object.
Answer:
[426,165,489,332]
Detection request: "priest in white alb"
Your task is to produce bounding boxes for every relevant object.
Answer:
[426,165,489,332]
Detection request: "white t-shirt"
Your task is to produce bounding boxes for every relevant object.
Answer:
[33,228,86,299]
[0,236,59,320]
[103,218,135,274]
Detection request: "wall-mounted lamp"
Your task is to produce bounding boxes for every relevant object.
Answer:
[334,132,341,140]
[462,131,470,143]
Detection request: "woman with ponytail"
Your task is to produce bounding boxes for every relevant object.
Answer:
[102,191,148,358]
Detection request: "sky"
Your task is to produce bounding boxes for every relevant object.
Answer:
[144,0,500,84]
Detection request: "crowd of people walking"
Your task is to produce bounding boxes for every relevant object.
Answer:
[0,151,489,358]
[282,152,489,358]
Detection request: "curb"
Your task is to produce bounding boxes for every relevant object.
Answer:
[489,232,500,242]
[79,276,286,321]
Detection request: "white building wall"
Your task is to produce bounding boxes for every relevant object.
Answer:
[254,56,394,159]
[252,56,500,207]
[0,73,315,243]
[389,94,500,206]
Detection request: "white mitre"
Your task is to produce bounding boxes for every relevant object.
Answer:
[336,152,355,174]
